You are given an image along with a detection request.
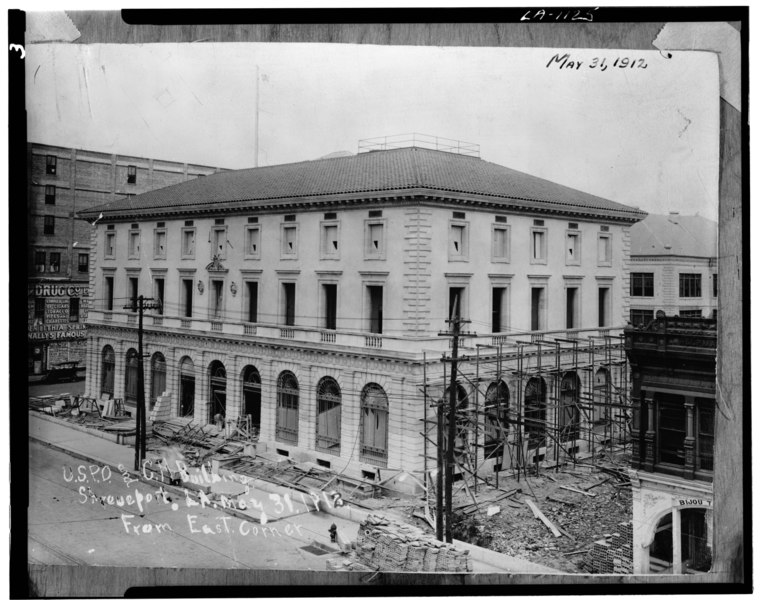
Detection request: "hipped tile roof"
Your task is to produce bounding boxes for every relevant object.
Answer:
[630,213,718,257]
[79,147,647,222]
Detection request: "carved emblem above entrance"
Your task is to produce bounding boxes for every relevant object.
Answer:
[206,255,229,273]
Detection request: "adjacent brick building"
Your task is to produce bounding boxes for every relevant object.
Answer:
[27,142,224,373]
[625,315,715,573]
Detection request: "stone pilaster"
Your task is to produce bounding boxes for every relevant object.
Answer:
[643,391,656,472]
[683,396,696,479]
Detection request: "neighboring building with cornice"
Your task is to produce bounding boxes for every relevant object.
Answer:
[27,142,225,374]
[627,213,718,327]
[78,143,646,483]
[625,315,715,574]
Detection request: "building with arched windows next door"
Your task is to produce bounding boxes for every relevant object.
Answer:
[80,141,645,484]
[625,314,716,574]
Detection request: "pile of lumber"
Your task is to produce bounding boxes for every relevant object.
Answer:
[355,514,472,573]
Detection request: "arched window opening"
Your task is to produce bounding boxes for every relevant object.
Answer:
[360,383,388,466]
[150,353,166,410]
[241,365,262,432]
[276,371,299,444]
[559,372,581,442]
[524,377,546,450]
[316,377,342,455]
[100,345,115,397]
[443,384,469,459]
[124,349,139,411]
[178,357,195,417]
[484,380,510,460]
[208,360,227,425]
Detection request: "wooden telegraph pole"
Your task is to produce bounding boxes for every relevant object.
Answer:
[124,295,162,471]
[438,296,475,543]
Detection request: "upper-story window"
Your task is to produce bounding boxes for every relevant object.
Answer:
[43,215,55,235]
[713,273,718,297]
[154,227,167,259]
[128,229,141,258]
[491,223,510,262]
[78,253,89,273]
[679,273,702,298]
[34,251,46,273]
[597,232,612,266]
[245,225,261,259]
[365,219,385,259]
[45,155,57,175]
[45,185,56,205]
[211,225,227,259]
[321,221,340,259]
[105,231,116,259]
[530,227,547,264]
[565,230,581,265]
[49,252,61,273]
[448,221,469,261]
[182,225,196,258]
[631,273,654,297]
[281,224,298,258]
[127,165,137,184]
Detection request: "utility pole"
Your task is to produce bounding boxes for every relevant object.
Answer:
[438,296,475,543]
[124,295,161,471]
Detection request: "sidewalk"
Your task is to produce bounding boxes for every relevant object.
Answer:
[29,411,562,574]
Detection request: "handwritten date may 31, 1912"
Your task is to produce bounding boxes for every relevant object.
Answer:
[546,53,648,71]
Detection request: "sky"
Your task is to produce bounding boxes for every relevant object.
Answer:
[26,42,720,220]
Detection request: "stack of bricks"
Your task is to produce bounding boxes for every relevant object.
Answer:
[149,391,173,423]
[355,514,472,573]
[583,521,633,574]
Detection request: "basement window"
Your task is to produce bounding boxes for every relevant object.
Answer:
[316,459,331,469]
[276,448,290,457]
[362,470,377,481]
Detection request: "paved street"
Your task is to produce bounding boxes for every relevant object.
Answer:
[28,440,354,570]
[28,378,86,398]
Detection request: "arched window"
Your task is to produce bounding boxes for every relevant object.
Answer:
[316,377,341,455]
[276,371,299,444]
[524,377,546,450]
[360,383,388,466]
[559,372,581,442]
[150,352,166,410]
[124,349,139,409]
[100,345,115,397]
[208,360,227,425]
[593,367,610,424]
[178,357,195,417]
[484,380,510,460]
[241,365,261,430]
[443,384,469,458]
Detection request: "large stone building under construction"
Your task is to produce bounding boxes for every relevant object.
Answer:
[79,139,646,483]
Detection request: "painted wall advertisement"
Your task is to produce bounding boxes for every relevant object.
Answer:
[28,284,89,342]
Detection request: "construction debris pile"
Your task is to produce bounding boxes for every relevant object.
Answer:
[356,514,473,573]
[440,460,633,573]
